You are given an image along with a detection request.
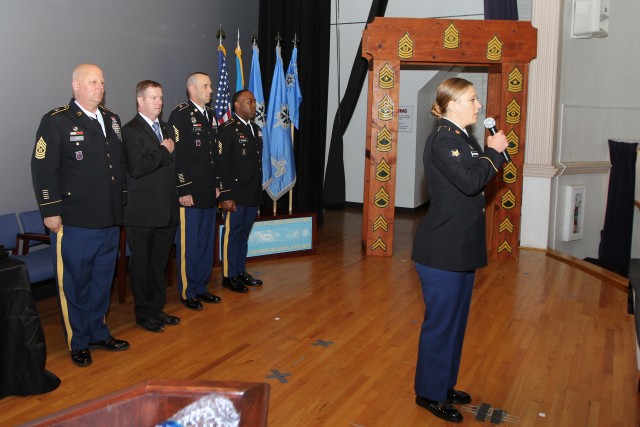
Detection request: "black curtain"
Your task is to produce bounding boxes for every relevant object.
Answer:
[484,0,519,20]
[257,1,330,222]
[322,0,389,208]
[598,140,638,276]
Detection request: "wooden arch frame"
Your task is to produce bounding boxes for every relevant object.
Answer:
[361,17,537,260]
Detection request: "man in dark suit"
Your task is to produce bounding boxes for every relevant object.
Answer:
[168,72,221,310]
[31,64,130,367]
[218,89,264,293]
[122,80,180,333]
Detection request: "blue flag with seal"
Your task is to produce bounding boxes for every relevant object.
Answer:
[249,42,271,189]
[266,45,296,201]
[285,46,302,129]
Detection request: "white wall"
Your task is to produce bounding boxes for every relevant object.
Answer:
[327,0,484,208]
[551,0,640,258]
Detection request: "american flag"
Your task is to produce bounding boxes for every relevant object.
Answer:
[215,44,231,124]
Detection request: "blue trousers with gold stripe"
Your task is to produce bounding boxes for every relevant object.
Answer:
[176,207,216,299]
[221,205,257,278]
[414,263,475,401]
[50,225,119,351]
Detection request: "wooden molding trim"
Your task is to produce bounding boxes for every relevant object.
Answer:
[523,164,559,178]
[546,248,628,292]
[556,161,611,176]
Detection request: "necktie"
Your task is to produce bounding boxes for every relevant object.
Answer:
[204,110,209,122]
[152,122,162,142]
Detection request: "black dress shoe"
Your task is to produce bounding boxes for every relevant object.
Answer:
[238,271,263,286]
[223,276,248,293]
[89,336,130,351]
[155,312,181,325]
[136,317,165,332]
[415,396,463,423]
[447,388,472,404]
[70,349,92,367]
[196,291,222,303]
[180,297,203,311]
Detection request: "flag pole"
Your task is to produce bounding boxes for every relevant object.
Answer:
[216,25,225,45]
[273,33,282,216]
[288,34,300,214]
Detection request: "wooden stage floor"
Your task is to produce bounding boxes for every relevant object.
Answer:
[1,208,638,426]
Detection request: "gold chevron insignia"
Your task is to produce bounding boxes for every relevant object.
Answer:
[377,126,392,152]
[378,94,394,121]
[503,162,518,184]
[486,35,503,61]
[173,125,180,143]
[507,67,523,93]
[373,215,389,232]
[444,22,460,49]
[506,129,519,155]
[376,158,392,182]
[34,136,47,159]
[506,99,521,125]
[498,240,513,254]
[379,63,395,89]
[499,217,514,234]
[374,187,390,208]
[371,237,388,252]
[398,32,414,59]
[501,189,516,210]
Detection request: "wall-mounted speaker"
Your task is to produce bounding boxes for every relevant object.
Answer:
[572,0,610,39]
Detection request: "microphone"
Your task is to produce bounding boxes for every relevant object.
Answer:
[483,117,511,163]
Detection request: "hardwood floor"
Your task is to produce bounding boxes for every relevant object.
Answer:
[2,208,638,426]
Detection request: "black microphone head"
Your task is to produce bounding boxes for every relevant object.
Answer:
[483,117,496,129]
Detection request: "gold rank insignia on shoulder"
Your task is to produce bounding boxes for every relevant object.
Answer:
[51,105,69,116]
[451,149,460,157]
[35,136,47,159]
[99,105,114,114]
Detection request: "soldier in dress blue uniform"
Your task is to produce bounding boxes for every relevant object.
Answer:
[30,64,130,367]
[217,90,264,293]
[412,78,508,423]
[168,72,221,311]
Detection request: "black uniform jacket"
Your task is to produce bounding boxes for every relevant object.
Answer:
[412,118,505,272]
[31,99,125,228]
[122,113,178,228]
[217,115,263,207]
[167,100,218,209]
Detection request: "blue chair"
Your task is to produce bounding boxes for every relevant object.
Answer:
[18,210,50,258]
[0,213,54,285]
